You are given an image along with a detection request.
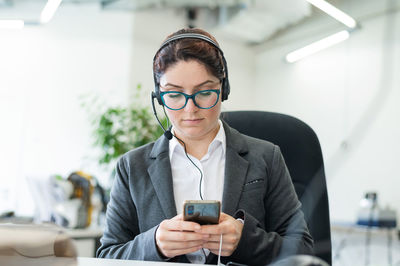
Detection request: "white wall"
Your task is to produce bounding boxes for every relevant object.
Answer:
[0,2,134,215]
[253,0,400,223]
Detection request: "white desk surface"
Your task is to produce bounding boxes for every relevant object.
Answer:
[0,257,202,266]
[78,257,201,265]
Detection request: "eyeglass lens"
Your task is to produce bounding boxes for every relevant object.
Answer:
[162,90,219,110]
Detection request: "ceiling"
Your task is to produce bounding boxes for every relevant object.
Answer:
[0,0,312,44]
[100,0,312,44]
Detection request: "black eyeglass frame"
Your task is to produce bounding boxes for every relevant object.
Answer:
[160,89,221,111]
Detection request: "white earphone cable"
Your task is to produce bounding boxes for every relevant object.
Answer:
[217,233,223,265]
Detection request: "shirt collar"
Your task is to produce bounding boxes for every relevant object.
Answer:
[169,119,226,159]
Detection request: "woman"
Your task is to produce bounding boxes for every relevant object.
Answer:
[97,28,313,265]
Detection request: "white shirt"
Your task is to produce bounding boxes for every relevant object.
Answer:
[169,119,226,263]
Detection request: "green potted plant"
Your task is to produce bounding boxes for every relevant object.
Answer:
[82,84,167,178]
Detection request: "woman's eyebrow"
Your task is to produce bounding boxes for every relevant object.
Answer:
[163,80,217,88]
[162,83,183,88]
[194,80,218,88]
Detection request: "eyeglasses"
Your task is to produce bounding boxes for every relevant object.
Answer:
[160,89,220,110]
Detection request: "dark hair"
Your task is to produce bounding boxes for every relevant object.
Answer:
[153,28,225,85]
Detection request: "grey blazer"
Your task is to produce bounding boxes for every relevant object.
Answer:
[97,122,313,265]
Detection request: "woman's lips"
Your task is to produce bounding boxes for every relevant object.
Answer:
[182,118,203,125]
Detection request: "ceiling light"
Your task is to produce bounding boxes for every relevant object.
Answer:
[40,0,62,24]
[306,0,356,28]
[286,30,350,63]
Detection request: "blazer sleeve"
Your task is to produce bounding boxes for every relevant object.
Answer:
[96,157,164,261]
[225,145,314,266]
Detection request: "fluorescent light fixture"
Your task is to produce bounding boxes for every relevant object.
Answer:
[286,30,350,63]
[40,0,62,24]
[0,20,24,29]
[306,0,356,28]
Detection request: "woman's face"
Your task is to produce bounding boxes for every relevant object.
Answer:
[159,60,222,142]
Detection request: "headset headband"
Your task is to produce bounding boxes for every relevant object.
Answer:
[158,33,222,53]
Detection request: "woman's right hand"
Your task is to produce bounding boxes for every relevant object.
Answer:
[155,214,209,258]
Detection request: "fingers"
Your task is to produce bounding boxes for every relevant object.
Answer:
[203,235,238,257]
[158,239,204,250]
[159,244,203,258]
[200,223,222,234]
[156,230,205,258]
[206,232,236,242]
[200,212,234,234]
[204,234,240,246]
[156,217,206,258]
[200,222,228,235]
[208,248,233,257]
[160,218,201,233]
[203,240,235,257]
[159,230,209,242]
[199,213,244,257]
[219,212,229,221]
[203,242,235,255]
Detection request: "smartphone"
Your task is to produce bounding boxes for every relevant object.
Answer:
[183,200,221,225]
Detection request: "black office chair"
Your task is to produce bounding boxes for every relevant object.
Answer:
[222,111,332,265]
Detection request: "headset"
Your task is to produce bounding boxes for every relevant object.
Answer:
[152,32,230,105]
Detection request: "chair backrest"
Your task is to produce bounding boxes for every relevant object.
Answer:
[222,111,331,265]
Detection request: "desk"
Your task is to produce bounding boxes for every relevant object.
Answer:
[0,257,199,266]
[78,257,198,266]
[331,223,400,265]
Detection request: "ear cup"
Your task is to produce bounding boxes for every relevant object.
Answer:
[152,90,163,106]
[153,72,164,105]
[221,78,230,101]
[154,86,163,105]
[220,55,230,101]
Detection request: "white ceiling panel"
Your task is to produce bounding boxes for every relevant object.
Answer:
[216,0,311,43]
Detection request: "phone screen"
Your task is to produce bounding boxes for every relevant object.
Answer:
[183,200,220,225]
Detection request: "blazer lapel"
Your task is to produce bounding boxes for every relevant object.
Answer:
[221,122,249,216]
[148,136,177,219]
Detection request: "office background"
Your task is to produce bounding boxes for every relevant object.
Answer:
[1,0,399,264]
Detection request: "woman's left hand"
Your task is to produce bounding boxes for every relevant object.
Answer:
[200,212,244,256]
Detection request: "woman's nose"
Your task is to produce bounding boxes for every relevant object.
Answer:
[183,97,198,112]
